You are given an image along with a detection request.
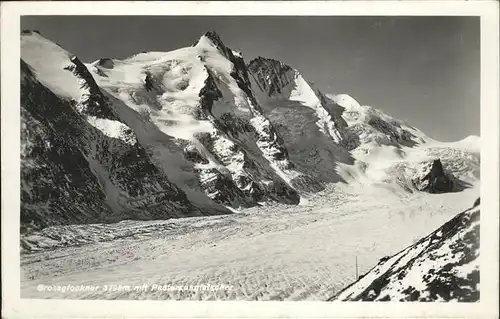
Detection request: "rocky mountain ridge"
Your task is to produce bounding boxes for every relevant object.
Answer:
[20,30,479,232]
[330,198,480,302]
[21,57,207,233]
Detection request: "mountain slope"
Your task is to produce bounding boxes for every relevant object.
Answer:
[322,93,479,192]
[330,93,430,150]
[21,31,227,232]
[247,57,354,185]
[85,31,344,207]
[330,198,480,302]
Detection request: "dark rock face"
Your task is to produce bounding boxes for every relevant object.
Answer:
[418,159,454,193]
[144,74,154,92]
[218,113,255,138]
[22,29,41,35]
[183,145,209,164]
[143,72,164,94]
[63,55,118,120]
[21,62,111,233]
[331,199,480,302]
[367,117,417,148]
[97,58,114,69]
[193,128,299,206]
[339,125,363,150]
[246,56,354,186]
[248,57,349,144]
[181,141,254,207]
[198,69,223,113]
[196,168,254,208]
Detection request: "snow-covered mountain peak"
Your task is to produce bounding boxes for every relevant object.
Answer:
[21,32,121,123]
[330,93,407,128]
[193,31,239,63]
[20,31,480,233]
[71,31,304,208]
[198,31,225,48]
[247,56,339,121]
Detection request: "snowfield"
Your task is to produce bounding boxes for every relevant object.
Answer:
[21,181,478,301]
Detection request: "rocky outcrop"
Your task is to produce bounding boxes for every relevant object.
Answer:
[367,117,417,148]
[21,60,111,233]
[21,30,41,36]
[198,69,223,114]
[413,159,454,193]
[63,55,118,119]
[329,199,480,302]
[248,57,294,97]
[97,57,114,69]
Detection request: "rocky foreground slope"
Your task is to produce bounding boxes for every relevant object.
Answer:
[20,30,479,232]
[329,198,480,302]
[20,36,223,233]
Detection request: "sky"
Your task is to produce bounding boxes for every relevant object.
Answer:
[21,16,480,142]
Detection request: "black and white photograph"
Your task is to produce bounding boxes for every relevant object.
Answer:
[2,1,499,318]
